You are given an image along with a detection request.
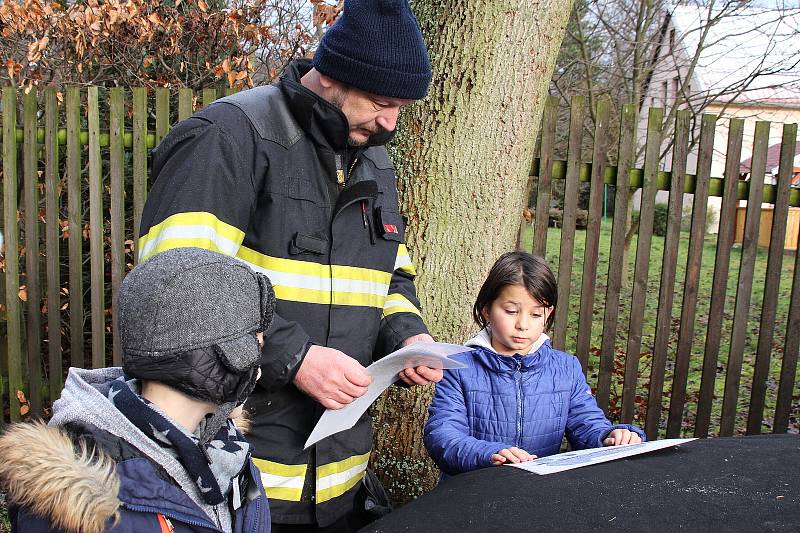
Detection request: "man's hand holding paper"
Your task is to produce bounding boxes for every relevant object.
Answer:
[303,342,469,449]
[293,345,373,409]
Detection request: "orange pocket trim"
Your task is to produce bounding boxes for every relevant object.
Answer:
[157,513,174,533]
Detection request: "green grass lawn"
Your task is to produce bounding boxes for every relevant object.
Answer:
[518,219,799,437]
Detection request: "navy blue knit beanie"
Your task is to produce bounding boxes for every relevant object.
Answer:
[312,0,432,100]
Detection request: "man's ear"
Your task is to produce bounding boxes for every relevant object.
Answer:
[318,73,336,90]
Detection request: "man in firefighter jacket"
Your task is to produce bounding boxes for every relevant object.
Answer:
[137,0,441,531]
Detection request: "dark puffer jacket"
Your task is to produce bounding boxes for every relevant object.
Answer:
[0,366,271,533]
[424,332,646,476]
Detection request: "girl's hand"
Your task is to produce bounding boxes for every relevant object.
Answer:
[491,447,536,465]
[603,429,642,446]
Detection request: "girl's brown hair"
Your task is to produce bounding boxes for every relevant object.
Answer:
[472,252,558,331]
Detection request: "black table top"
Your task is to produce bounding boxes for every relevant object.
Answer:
[362,435,800,533]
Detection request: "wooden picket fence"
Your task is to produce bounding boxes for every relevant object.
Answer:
[0,86,798,440]
[0,85,236,425]
[527,96,799,439]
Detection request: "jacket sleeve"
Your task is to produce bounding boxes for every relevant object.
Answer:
[138,114,257,260]
[374,243,430,358]
[139,110,311,390]
[257,315,311,391]
[423,364,510,476]
[564,357,646,449]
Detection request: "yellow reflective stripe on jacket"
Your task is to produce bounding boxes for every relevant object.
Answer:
[252,458,307,502]
[137,212,245,262]
[315,452,370,504]
[237,247,392,308]
[383,293,422,317]
[394,244,417,276]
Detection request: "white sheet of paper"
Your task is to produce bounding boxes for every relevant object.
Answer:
[304,342,470,449]
[506,438,696,475]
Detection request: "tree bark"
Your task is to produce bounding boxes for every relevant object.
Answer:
[370,0,574,505]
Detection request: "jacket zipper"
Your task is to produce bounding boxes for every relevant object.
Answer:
[251,493,262,533]
[348,156,359,180]
[334,154,360,186]
[124,503,222,531]
[362,199,375,244]
[515,358,523,448]
[335,154,345,185]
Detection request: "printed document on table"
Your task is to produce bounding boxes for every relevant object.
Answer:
[507,438,696,475]
[304,342,469,449]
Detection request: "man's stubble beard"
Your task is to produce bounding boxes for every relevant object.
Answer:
[347,126,388,147]
[330,88,384,147]
[348,136,368,148]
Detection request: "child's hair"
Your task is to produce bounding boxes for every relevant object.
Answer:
[472,251,558,331]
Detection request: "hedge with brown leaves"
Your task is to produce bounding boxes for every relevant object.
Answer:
[0,0,340,90]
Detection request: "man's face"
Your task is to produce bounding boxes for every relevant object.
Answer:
[330,85,413,146]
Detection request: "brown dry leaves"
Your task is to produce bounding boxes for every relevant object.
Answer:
[16,390,29,416]
[0,0,336,90]
[311,0,342,27]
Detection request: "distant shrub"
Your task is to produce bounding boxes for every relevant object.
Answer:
[631,204,669,236]
[538,208,588,229]
[705,206,718,234]
[681,205,718,234]
[576,209,588,229]
[549,208,563,227]
[653,203,669,236]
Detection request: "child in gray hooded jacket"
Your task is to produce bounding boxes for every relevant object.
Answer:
[0,247,275,533]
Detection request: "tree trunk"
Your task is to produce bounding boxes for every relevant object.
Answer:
[370,0,574,505]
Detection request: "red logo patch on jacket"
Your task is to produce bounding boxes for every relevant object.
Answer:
[383,224,398,234]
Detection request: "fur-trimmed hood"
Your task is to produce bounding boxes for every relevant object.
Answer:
[0,421,120,533]
[0,420,270,533]
[0,367,236,532]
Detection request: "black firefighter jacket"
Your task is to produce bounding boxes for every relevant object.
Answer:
[137,60,429,526]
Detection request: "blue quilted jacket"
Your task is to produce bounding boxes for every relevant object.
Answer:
[424,331,645,475]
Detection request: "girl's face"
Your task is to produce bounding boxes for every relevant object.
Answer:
[482,284,551,356]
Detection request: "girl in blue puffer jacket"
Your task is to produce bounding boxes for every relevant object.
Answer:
[424,252,645,475]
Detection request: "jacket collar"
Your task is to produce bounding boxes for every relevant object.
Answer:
[116,458,220,528]
[279,59,395,152]
[465,329,552,372]
[0,421,122,533]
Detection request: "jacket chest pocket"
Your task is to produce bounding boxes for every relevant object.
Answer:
[368,206,405,272]
[287,178,330,256]
[373,207,405,243]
